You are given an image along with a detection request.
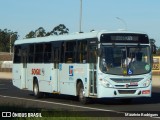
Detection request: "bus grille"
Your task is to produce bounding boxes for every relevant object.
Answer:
[118,90,136,94]
[115,85,138,88]
[110,78,143,83]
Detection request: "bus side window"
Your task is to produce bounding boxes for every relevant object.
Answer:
[77,40,88,63]
[44,43,51,63]
[14,45,22,63]
[35,43,43,63]
[64,41,76,63]
[88,45,97,63]
[88,38,98,64]
[52,41,62,68]
[28,44,34,63]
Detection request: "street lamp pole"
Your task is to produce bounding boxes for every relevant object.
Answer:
[116,17,127,31]
[79,0,83,33]
[10,34,14,55]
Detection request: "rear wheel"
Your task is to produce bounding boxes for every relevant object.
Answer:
[77,82,89,104]
[33,82,44,98]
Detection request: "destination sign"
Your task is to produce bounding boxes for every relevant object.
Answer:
[100,33,149,44]
[111,36,138,41]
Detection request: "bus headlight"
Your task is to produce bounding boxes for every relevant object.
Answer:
[101,79,113,88]
[143,79,151,87]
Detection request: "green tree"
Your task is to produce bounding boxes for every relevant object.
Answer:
[0,29,18,52]
[25,31,35,38]
[25,24,69,38]
[45,32,52,36]
[25,27,46,38]
[35,27,46,37]
[51,24,69,35]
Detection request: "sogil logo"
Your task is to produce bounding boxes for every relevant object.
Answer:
[32,69,41,75]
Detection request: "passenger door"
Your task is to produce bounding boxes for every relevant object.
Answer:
[21,46,28,89]
[52,42,62,92]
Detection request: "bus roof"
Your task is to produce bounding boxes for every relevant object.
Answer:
[14,31,99,45]
[14,30,148,45]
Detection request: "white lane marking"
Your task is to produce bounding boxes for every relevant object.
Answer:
[0,95,122,113]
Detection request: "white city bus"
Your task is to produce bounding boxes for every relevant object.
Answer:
[12,31,155,104]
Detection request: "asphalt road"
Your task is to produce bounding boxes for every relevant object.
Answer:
[0,79,160,119]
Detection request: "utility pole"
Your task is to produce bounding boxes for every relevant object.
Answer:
[79,0,83,33]
[10,34,14,55]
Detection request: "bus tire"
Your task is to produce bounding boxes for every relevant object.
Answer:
[77,82,88,104]
[33,82,43,99]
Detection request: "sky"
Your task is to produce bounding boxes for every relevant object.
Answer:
[0,0,160,46]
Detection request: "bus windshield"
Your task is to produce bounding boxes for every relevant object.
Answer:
[99,45,151,75]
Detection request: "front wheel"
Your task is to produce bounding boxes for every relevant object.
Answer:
[77,82,89,104]
[33,82,44,98]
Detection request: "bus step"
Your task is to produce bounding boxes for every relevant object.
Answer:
[52,91,60,94]
[89,93,97,96]
[89,94,97,98]
[22,88,28,90]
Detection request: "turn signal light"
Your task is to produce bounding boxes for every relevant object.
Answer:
[142,90,150,94]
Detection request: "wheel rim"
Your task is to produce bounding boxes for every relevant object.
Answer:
[34,84,38,96]
[79,88,85,101]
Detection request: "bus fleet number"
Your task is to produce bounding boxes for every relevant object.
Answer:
[153,64,160,70]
